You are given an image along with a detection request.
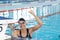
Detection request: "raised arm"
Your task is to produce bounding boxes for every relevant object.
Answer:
[29,10,42,32]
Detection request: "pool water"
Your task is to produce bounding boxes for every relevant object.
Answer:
[6,14,60,40]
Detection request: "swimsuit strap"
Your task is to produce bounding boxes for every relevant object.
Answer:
[26,28,32,38]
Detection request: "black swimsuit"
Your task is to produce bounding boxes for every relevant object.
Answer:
[11,28,32,40]
[18,28,32,38]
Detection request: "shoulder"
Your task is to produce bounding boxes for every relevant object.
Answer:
[29,28,33,32]
[14,30,19,33]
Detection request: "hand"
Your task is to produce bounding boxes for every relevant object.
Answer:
[8,23,14,29]
[28,10,35,15]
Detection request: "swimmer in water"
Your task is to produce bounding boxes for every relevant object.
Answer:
[8,10,42,40]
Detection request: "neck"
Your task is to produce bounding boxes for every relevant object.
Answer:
[21,26,26,30]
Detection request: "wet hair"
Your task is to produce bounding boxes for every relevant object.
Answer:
[18,18,25,23]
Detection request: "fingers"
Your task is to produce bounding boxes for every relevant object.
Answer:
[28,10,34,14]
[8,23,14,28]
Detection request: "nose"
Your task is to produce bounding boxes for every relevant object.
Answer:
[20,24,23,26]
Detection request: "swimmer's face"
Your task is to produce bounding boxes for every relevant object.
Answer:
[18,21,26,28]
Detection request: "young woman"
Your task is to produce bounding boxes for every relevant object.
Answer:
[9,10,42,40]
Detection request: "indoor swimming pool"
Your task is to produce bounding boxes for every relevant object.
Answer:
[0,0,60,40]
[5,13,60,40]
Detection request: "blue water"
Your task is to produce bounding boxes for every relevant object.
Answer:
[6,14,60,40]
